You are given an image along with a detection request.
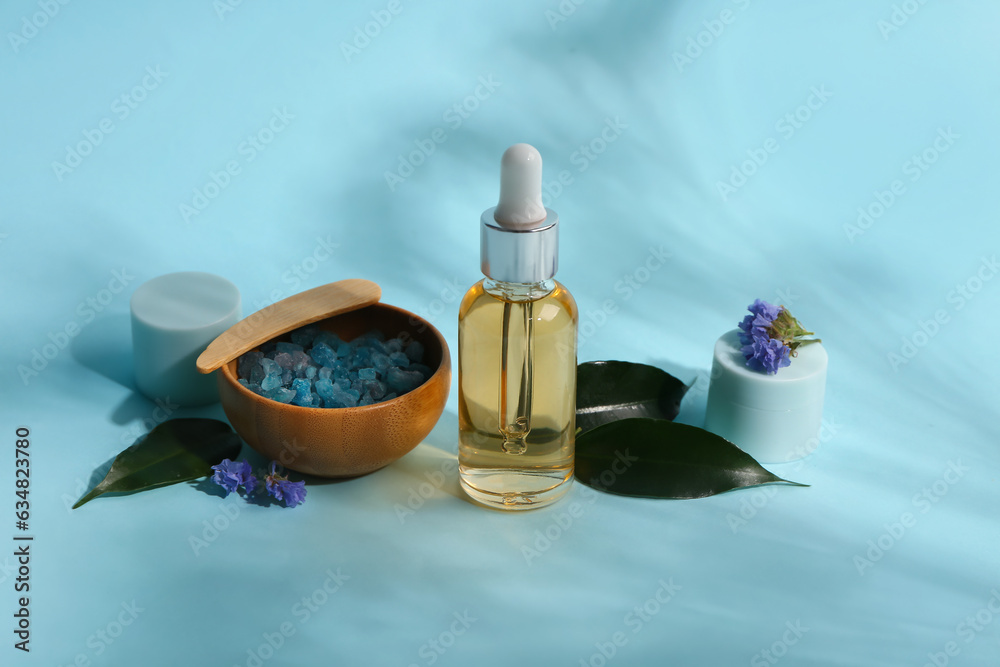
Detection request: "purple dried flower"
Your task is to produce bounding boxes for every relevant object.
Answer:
[741,336,792,375]
[265,461,307,508]
[737,299,821,375]
[737,298,782,346]
[211,458,257,495]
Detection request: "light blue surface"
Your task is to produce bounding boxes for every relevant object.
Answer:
[3,1,999,665]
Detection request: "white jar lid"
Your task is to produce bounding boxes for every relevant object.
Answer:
[704,329,827,463]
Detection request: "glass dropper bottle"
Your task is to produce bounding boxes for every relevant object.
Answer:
[457,143,578,510]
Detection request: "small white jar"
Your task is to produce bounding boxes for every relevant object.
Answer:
[130,272,241,406]
[704,329,827,463]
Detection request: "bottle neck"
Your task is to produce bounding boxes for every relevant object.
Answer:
[480,207,559,284]
[483,278,555,303]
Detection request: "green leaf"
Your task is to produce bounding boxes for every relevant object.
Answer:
[577,361,688,435]
[73,419,242,509]
[575,418,807,499]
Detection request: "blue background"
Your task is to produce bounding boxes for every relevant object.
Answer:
[2,1,999,665]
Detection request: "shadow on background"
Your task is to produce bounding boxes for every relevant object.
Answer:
[649,357,708,428]
[367,409,478,511]
[69,312,134,389]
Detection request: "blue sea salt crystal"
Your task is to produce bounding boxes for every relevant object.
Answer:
[322,393,344,409]
[386,367,424,393]
[405,341,424,363]
[261,373,283,391]
[240,378,259,391]
[408,363,432,378]
[275,341,304,354]
[290,327,318,347]
[263,387,295,404]
[314,331,342,349]
[354,346,372,364]
[363,335,386,354]
[315,378,335,403]
[238,325,436,408]
[371,352,390,374]
[238,350,264,380]
[250,362,266,385]
[363,379,386,399]
[290,378,312,406]
[290,351,312,376]
[261,357,280,376]
[311,342,338,368]
[388,351,410,368]
[329,383,357,408]
[322,388,345,408]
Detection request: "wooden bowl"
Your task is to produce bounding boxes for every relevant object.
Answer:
[217,303,450,477]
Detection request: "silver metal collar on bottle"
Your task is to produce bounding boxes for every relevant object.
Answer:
[480,207,559,283]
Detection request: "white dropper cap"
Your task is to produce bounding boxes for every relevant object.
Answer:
[494,143,547,230]
[480,143,559,283]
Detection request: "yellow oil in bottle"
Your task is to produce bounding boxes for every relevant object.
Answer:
[458,278,577,509]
